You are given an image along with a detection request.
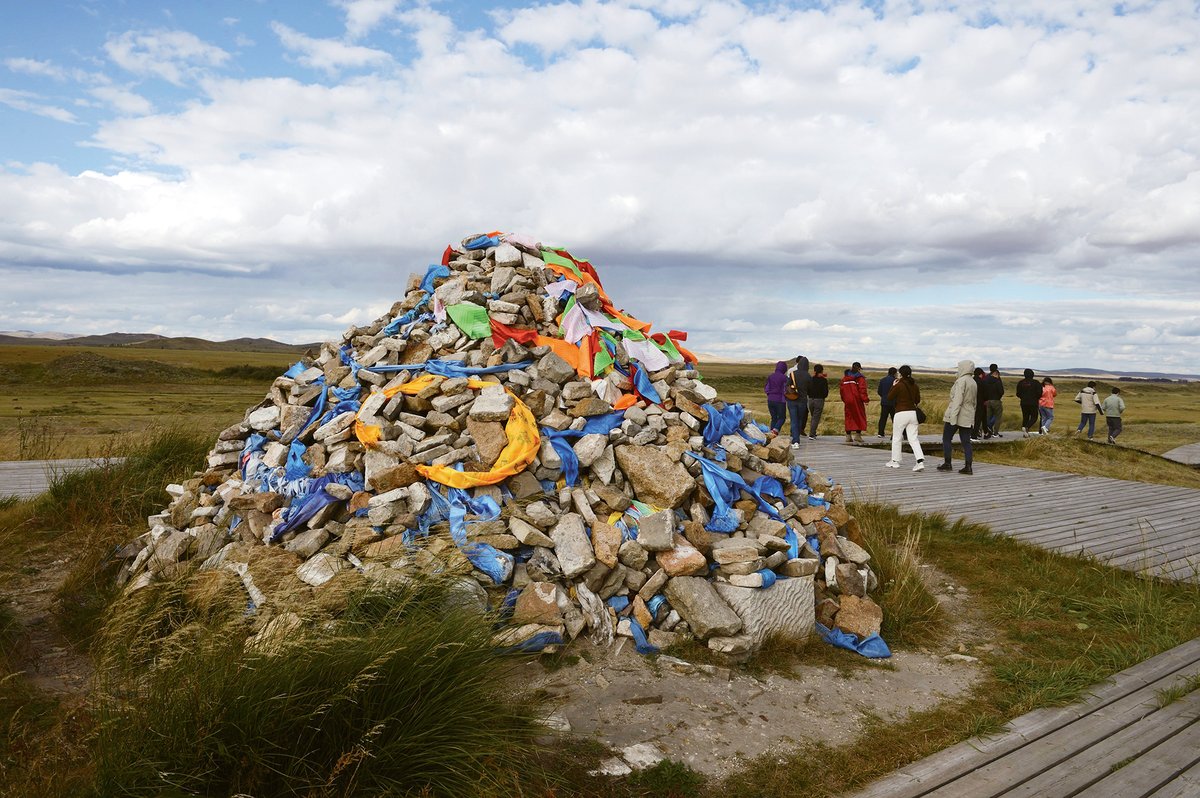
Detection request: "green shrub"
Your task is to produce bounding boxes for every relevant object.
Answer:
[36,429,208,531]
[212,363,287,381]
[92,576,545,797]
[628,759,705,797]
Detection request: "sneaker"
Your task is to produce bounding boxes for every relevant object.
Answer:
[983,433,992,439]
[1039,427,1047,435]
[877,434,886,439]
[970,437,983,443]
[959,465,973,475]
[1022,427,1029,438]
[1107,435,1115,444]
[936,462,953,472]
[913,461,925,472]
[808,435,817,440]
[885,460,900,468]
[791,441,800,449]
[994,432,1003,438]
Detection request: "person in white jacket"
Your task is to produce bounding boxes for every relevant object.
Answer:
[937,359,978,475]
[1101,387,1126,444]
[1073,381,1102,439]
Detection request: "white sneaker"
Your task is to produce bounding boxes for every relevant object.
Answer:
[913,461,925,472]
[885,460,900,468]
[1040,427,1048,435]
[790,442,800,449]
[1022,427,1029,438]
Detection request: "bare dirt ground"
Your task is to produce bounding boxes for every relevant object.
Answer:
[2,544,92,696]
[522,563,994,778]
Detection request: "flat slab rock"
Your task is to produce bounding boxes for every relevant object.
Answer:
[714,576,815,647]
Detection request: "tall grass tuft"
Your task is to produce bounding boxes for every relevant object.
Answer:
[17,413,67,460]
[35,428,208,532]
[35,428,209,645]
[92,574,546,797]
[852,503,947,648]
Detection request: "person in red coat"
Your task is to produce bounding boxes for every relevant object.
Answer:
[840,362,869,443]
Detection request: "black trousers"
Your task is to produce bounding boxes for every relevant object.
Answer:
[877,403,896,436]
[942,423,973,464]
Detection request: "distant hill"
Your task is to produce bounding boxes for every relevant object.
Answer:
[0,329,78,340]
[1049,366,1200,381]
[0,332,314,353]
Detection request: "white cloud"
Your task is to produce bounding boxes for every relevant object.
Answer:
[105,29,230,85]
[0,2,1198,371]
[272,22,392,72]
[0,88,77,123]
[337,0,404,39]
[88,86,153,115]
[5,57,67,80]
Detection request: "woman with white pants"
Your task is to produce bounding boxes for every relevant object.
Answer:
[885,365,925,472]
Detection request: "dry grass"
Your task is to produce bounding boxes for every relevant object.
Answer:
[971,432,1200,489]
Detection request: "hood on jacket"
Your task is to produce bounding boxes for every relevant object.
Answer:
[774,361,787,374]
[956,359,974,379]
[795,356,810,372]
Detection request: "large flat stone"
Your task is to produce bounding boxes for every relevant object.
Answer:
[664,576,742,639]
[614,445,696,509]
[550,513,596,579]
[714,575,814,647]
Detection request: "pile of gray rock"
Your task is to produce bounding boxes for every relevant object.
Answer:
[113,233,885,657]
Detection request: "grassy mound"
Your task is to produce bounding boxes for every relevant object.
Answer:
[92,576,545,797]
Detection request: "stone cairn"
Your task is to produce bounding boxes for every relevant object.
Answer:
[115,233,886,657]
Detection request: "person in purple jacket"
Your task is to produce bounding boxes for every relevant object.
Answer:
[764,361,788,435]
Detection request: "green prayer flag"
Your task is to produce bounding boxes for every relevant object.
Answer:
[446,303,492,340]
[540,249,584,279]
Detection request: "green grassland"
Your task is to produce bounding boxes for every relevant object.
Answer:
[0,345,296,459]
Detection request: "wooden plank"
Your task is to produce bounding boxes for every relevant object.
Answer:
[1144,759,1200,797]
[1000,505,1197,539]
[995,690,1200,797]
[1071,719,1200,798]
[848,639,1200,798]
[919,661,1200,798]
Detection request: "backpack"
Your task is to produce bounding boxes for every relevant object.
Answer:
[784,372,800,401]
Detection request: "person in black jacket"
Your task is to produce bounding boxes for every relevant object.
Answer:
[876,366,898,438]
[807,364,829,439]
[970,367,987,441]
[981,363,1005,437]
[1015,368,1042,436]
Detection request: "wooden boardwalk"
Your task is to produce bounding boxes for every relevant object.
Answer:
[1164,442,1200,466]
[792,438,1200,583]
[0,458,122,500]
[849,637,1200,798]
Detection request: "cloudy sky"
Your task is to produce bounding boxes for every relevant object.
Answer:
[2,0,1198,374]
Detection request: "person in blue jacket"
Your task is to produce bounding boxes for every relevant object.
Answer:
[877,366,897,438]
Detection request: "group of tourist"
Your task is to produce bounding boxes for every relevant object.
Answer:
[764,356,1131,475]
